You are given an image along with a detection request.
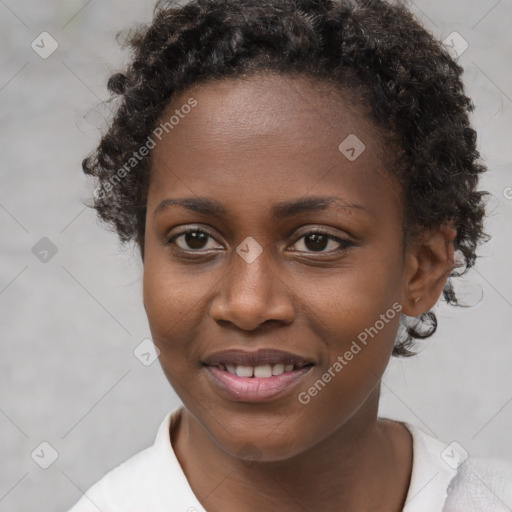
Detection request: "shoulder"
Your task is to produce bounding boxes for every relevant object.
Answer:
[443,456,512,511]
[67,410,181,512]
[400,421,512,512]
[69,443,166,508]
[401,422,459,511]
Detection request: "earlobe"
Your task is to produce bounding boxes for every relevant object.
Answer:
[401,225,456,316]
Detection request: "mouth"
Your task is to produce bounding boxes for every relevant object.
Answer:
[202,348,315,402]
[205,362,313,377]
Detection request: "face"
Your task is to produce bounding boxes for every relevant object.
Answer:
[143,72,410,461]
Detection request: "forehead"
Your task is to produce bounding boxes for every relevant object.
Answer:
[158,72,381,150]
[147,72,400,219]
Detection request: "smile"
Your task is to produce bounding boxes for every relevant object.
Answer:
[201,348,316,401]
[204,364,313,402]
[210,363,309,377]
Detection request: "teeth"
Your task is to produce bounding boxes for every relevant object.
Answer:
[272,363,285,376]
[219,363,304,378]
[254,365,272,378]
[235,365,253,377]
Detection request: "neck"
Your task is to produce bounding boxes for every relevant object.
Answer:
[172,389,412,512]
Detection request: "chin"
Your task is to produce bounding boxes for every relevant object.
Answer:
[203,420,317,464]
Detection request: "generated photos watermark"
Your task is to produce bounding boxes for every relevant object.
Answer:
[93,97,197,200]
[298,302,403,405]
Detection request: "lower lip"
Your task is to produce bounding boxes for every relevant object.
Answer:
[205,365,313,402]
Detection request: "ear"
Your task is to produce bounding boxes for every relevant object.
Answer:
[401,224,457,316]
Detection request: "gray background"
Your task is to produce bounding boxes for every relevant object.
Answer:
[1,1,511,511]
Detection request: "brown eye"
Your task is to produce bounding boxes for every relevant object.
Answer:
[290,230,354,254]
[167,228,220,251]
[304,233,329,252]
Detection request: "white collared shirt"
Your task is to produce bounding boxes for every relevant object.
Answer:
[68,407,512,511]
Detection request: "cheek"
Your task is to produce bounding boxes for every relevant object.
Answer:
[293,252,403,403]
[142,248,212,336]
[291,312,400,448]
[301,250,403,343]
[343,246,404,328]
[143,264,181,338]
[142,263,200,388]
[142,247,227,381]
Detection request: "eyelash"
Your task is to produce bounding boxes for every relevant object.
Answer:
[165,226,354,255]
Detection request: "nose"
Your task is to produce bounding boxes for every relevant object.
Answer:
[209,245,295,331]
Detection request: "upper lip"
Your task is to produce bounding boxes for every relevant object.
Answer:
[202,348,315,368]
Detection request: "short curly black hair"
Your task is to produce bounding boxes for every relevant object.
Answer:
[83,0,490,356]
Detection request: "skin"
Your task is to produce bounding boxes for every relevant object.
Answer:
[142,72,456,512]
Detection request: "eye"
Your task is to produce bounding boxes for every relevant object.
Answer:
[166,227,221,251]
[289,229,354,254]
[165,227,354,255]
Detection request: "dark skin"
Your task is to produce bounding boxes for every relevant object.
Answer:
[142,72,456,512]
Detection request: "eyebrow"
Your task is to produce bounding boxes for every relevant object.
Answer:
[153,196,366,219]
